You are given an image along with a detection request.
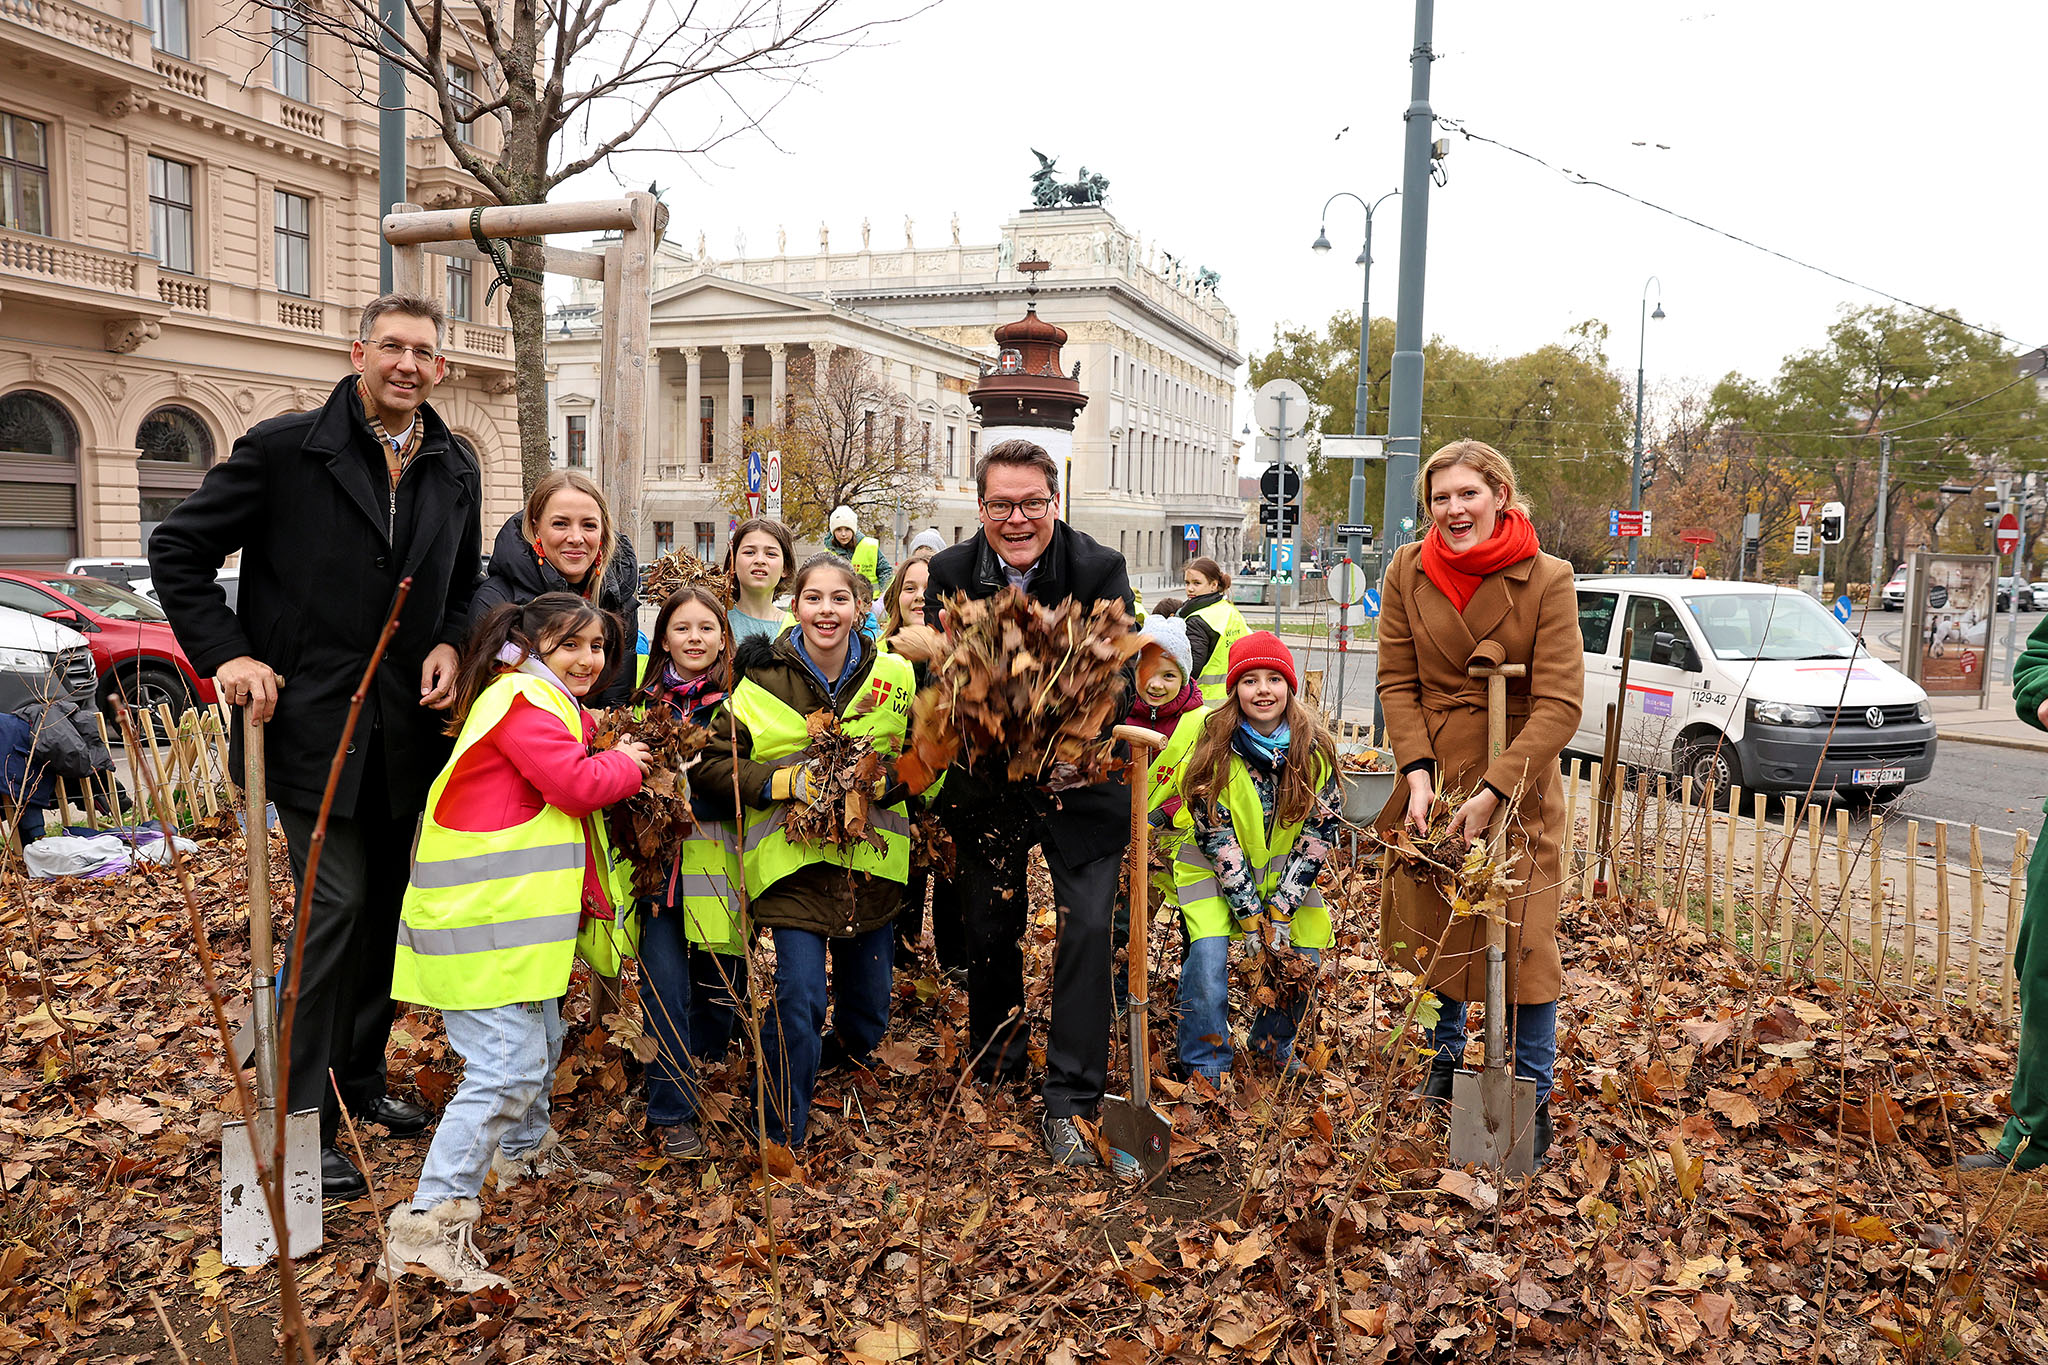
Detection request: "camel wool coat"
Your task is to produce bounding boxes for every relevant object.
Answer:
[1374,540,1584,1004]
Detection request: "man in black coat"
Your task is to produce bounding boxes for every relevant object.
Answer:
[923,438,1134,1167]
[150,292,481,1196]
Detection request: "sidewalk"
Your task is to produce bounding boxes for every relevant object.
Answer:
[1932,681,2048,752]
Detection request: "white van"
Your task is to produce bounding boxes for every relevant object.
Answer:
[0,606,98,713]
[1570,577,1936,799]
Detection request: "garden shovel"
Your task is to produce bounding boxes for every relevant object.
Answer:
[221,713,323,1266]
[1447,661,1539,1176]
[1101,725,1172,1186]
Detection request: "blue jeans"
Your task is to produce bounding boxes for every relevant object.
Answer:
[636,903,747,1126]
[1428,996,1558,1102]
[1174,936,1320,1081]
[412,998,564,1208]
[758,925,892,1147]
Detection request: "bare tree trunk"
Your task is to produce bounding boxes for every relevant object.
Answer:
[509,240,551,495]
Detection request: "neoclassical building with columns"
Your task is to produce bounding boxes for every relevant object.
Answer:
[549,201,1245,582]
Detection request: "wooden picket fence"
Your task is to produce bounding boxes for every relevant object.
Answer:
[1325,705,2023,1025]
[2,702,239,854]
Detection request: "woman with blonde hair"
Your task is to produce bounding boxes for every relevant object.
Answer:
[1373,439,1583,1161]
[473,469,641,707]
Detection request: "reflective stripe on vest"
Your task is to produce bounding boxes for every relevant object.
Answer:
[730,651,916,895]
[392,671,590,1011]
[1169,751,1334,949]
[677,819,747,954]
[1191,598,1252,701]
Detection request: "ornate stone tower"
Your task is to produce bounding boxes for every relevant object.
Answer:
[967,257,1089,491]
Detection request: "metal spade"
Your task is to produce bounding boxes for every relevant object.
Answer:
[221,712,323,1265]
[1447,660,1540,1176]
[1101,724,1172,1185]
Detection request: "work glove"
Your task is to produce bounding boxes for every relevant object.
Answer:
[768,762,823,806]
[1266,915,1293,952]
[1233,914,1268,960]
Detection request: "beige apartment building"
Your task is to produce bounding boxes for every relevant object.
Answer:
[0,0,521,566]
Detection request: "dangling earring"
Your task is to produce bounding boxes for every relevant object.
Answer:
[534,539,546,565]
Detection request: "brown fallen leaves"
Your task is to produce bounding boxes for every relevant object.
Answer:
[637,547,730,606]
[781,709,886,854]
[592,703,711,898]
[892,589,1142,792]
[908,811,956,879]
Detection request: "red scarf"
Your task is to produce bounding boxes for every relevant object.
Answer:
[1418,507,1540,612]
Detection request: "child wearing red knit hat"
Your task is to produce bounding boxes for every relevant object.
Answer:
[1155,630,1340,1080]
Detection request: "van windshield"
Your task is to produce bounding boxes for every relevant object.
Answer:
[1683,592,1858,661]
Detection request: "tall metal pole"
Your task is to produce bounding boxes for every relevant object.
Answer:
[1274,392,1291,631]
[377,0,406,293]
[2004,475,2029,680]
[1628,276,1662,572]
[1382,0,1436,561]
[1869,432,1891,599]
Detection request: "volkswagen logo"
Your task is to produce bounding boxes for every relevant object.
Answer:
[1865,706,1885,729]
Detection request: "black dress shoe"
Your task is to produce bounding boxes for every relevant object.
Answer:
[361,1094,433,1137]
[1534,1101,1553,1164]
[1417,1057,1458,1107]
[321,1146,367,1197]
[1957,1151,2011,1171]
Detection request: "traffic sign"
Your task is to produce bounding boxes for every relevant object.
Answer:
[1997,511,2020,555]
[764,450,782,522]
[1609,509,1649,537]
[1183,522,1202,547]
[1335,523,1374,538]
[1832,596,1853,623]
[1259,466,1302,501]
[1793,525,1813,555]
[1253,432,1284,464]
[1797,500,1815,526]
[1321,434,1386,464]
[1331,560,1370,606]
[1253,378,1313,438]
[1362,589,1382,618]
[745,450,763,494]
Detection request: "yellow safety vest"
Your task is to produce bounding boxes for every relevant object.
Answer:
[1170,748,1332,948]
[630,692,747,955]
[393,671,622,1011]
[850,537,880,587]
[1190,597,1252,702]
[730,651,916,896]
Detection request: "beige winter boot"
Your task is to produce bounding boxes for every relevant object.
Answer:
[380,1198,506,1292]
[490,1127,576,1184]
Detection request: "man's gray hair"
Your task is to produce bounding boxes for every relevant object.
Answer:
[359,292,447,348]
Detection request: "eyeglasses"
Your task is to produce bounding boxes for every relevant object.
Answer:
[980,496,1054,522]
[371,340,442,365]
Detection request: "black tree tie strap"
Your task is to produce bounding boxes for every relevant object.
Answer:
[468,206,544,306]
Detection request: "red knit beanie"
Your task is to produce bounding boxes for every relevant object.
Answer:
[1224,630,1297,693]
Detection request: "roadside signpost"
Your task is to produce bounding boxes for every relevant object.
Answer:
[1328,558,1371,721]
[1609,508,1651,539]
[745,449,763,518]
[764,449,782,523]
[1793,525,1813,556]
[1832,596,1853,623]
[1254,378,1311,627]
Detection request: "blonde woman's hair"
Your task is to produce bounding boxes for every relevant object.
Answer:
[1414,439,1531,516]
[521,469,616,596]
[1181,688,1339,831]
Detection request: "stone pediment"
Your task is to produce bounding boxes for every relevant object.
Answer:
[650,273,831,322]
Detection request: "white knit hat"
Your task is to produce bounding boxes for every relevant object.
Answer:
[829,505,859,535]
[1136,615,1194,680]
[907,527,946,557]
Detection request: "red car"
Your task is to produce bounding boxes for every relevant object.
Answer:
[0,570,218,724]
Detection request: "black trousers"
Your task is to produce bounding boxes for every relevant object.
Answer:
[276,779,418,1147]
[954,808,1122,1118]
[895,867,966,975]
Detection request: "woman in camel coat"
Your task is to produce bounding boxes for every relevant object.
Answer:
[1375,440,1583,1156]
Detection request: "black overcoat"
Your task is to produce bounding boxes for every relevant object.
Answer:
[149,375,481,816]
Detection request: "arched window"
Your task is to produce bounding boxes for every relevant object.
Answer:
[137,404,215,544]
[0,389,81,565]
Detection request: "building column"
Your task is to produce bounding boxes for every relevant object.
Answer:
[766,341,788,424]
[723,343,745,463]
[682,346,702,479]
[88,445,144,556]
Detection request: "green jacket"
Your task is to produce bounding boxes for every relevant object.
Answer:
[2016,613,2048,756]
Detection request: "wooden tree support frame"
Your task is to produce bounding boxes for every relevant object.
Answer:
[380,193,659,541]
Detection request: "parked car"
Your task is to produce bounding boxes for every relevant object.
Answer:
[1998,576,2036,612]
[0,605,97,715]
[1571,577,1936,800]
[1882,564,1948,611]
[63,557,154,592]
[0,571,216,725]
[127,568,240,612]
[2031,580,2048,602]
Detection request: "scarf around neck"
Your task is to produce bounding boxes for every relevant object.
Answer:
[1234,720,1291,768]
[1418,507,1540,612]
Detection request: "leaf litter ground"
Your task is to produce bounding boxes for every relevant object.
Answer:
[4,832,2047,1362]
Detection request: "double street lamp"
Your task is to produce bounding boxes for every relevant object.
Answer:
[1628,275,1666,571]
[1313,189,1398,566]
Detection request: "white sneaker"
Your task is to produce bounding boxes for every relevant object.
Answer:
[380,1198,506,1292]
[490,1127,577,1184]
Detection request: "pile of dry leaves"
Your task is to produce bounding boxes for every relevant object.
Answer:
[781,710,888,854]
[891,589,1142,793]
[638,549,730,606]
[591,706,712,898]
[4,821,2047,1363]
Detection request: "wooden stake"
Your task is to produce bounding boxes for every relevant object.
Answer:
[1968,825,1986,1011]
[1778,802,1797,978]
[1702,781,1716,934]
[1655,773,1669,898]
[1868,815,1885,987]
[1675,774,1694,924]
[1805,805,1822,975]
[2006,829,2028,1021]
[1832,805,1851,979]
[1722,784,1742,946]
[1753,791,1768,964]
[1903,820,1920,998]
[1934,821,1951,999]
[1566,761,1583,899]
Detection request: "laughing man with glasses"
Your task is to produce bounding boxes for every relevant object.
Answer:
[922,438,1138,1169]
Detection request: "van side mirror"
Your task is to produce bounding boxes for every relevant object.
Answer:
[1650,631,1700,671]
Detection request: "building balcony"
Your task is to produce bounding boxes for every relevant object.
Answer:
[0,0,154,95]
[0,228,166,329]
[408,132,494,212]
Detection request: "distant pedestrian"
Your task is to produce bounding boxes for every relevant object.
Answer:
[827,505,891,589]
[1180,557,1251,702]
[150,291,480,1196]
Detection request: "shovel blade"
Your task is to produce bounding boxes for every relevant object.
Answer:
[1099,1094,1173,1186]
[1446,1068,1540,1176]
[221,1106,324,1266]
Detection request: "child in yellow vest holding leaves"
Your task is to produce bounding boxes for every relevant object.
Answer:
[380,593,649,1291]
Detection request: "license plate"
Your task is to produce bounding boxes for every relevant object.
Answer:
[1853,766,1905,785]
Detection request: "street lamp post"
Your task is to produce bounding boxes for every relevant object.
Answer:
[1628,275,1665,572]
[1313,188,1399,571]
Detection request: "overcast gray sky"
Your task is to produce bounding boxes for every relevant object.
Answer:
[583,0,2045,429]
